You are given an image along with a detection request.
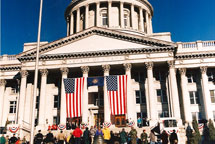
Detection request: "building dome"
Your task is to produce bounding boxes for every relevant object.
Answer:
[65,0,153,35]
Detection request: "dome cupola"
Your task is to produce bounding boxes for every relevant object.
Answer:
[65,0,153,35]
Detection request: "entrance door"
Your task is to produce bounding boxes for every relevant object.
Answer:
[115,115,126,127]
[94,113,104,127]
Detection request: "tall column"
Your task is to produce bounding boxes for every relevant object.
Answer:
[85,5,89,29]
[108,1,112,27]
[38,69,48,126]
[145,62,158,125]
[131,4,134,29]
[139,7,144,31]
[145,12,150,34]
[67,17,69,36]
[70,13,74,35]
[18,70,28,124]
[200,67,213,120]
[60,68,69,124]
[76,8,80,32]
[123,63,136,123]
[102,65,111,123]
[149,16,153,34]
[168,61,181,120]
[96,2,100,27]
[120,2,124,28]
[81,66,89,124]
[179,68,192,123]
[0,79,6,126]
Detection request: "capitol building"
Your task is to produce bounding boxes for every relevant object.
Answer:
[0,0,215,141]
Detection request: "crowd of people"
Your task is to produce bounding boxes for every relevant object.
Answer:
[0,125,179,144]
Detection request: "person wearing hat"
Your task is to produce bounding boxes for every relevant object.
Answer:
[140,129,148,144]
[35,130,43,144]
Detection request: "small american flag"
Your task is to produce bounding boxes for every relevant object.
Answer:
[64,78,85,118]
[106,75,127,115]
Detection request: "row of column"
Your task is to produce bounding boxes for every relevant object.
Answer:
[68,2,152,35]
[179,67,214,123]
[2,63,213,127]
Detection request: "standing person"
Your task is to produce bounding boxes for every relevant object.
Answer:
[94,127,103,144]
[9,134,18,144]
[83,127,90,144]
[137,117,142,128]
[72,126,83,144]
[140,130,148,144]
[46,130,54,144]
[57,130,65,144]
[90,126,96,144]
[119,128,127,144]
[15,137,20,144]
[102,126,111,144]
[5,135,9,144]
[35,130,43,144]
[129,127,137,144]
[169,130,178,144]
[0,134,6,144]
[160,130,168,144]
[149,130,156,144]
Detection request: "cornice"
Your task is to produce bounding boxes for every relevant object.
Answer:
[0,66,21,71]
[18,46,175,62]
[17,27,176,59]
[176,52,215,59]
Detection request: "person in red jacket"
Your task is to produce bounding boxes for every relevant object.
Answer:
[72,126,83,144]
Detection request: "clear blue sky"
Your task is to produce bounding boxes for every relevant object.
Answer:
[1,0,215,55]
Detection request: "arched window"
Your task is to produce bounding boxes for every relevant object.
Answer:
[123,10,130,27]
[100,9,108,26]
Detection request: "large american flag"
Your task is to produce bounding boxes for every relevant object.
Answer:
[63,78,85,118]
[106,75,127,115]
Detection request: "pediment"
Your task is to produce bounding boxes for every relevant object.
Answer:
[43,35,151,55]
[18,27,176,61]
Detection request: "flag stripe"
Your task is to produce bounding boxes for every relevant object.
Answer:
[106,75,127,116]
[66,93,68,118]
[64,78,85,118]
[119,76,122,115]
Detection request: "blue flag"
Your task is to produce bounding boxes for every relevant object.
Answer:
[87,77,104,87]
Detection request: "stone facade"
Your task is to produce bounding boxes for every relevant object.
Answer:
[0,0,215,142]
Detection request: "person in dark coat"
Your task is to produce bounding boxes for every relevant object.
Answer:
[169,130,178,144]
[140,129,148,144]
[9,134,18,144]
[160,130,168,144]
[120,128,127,144]
[46,130,54,144]
[83,127,90,144]
[35,130,43,144]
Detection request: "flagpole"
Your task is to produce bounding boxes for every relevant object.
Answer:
[30,0,43,143]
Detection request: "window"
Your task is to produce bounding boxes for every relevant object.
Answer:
[132,71,145,83]
[187,73,197,83]
[158,111,169,118]
[207,71,215,82]
[124,14,128,27]
[102,13,108,26]
[154,70,166,82]
[53,116,59,125]
[9,101,17,113]
[163,120,177,127]
[36,96,39,109]
[136,90,146,104]
[156,89,167,103]
[54,95,60,108]
[210,90,215,103]
[192,112,202,121]
[189,91,200,104]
